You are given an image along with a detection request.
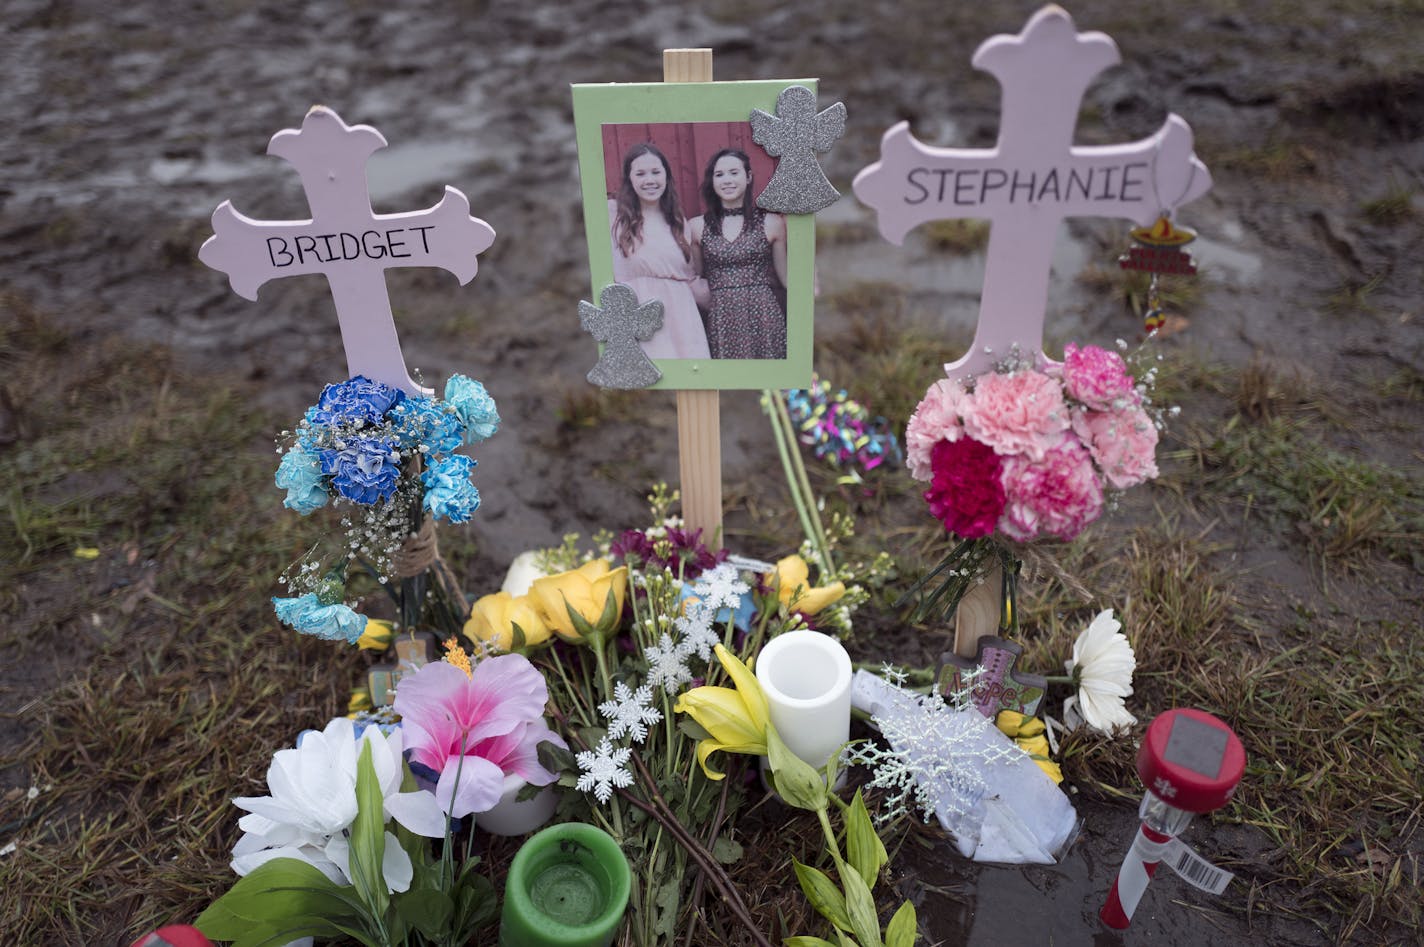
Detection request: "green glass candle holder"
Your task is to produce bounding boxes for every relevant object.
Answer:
[499,822,631,947]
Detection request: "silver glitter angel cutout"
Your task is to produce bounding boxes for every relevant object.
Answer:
[751,86,847,215]
[580,283,664,389]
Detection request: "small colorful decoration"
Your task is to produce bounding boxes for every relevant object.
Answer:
[851,6,1211,382]
[1101,709,1245,929]
[750,85,847,215]
[199,106,496,396]
[1119,215,1199,332]
[936,635,1046,718]
[783,375,903,472]
[580,283,664,389]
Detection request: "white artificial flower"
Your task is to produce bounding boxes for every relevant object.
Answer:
[673,601,720,661]
[645,633,693,693]
[1064,609,1137,733]
[500,550,548,597]
[230,718,446,891]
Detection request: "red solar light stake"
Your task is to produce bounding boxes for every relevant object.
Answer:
[1100,708,1246,930]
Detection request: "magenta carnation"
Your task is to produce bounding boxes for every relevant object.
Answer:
[906,378,969,481]
[394,656,565,818]
[1062,343,1136,410]
[960,370,1069,461]
[999,434,1103,541]
[1072,404,1160,489]
[923,438,1007,538]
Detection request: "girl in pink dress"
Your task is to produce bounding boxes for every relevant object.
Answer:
[609,143,710,360]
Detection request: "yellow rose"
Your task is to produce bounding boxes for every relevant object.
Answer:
[673,644,770,780]
[356,618,395,651]
[768,555,845,616]
[996,710,1063,784]
[464,591,552,652]
[530,559,628,643]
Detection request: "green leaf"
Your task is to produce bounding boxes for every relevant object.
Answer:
[537,738,578,774]
[768,724,828,813]
[452,865,499,938]
[677,716,714,742]
[594,583,621,634]
[196,858,355,936]
[845,790,888,889]
[394,887,454,939]
[509,620,528,651]
[784,938,841,947]
[885,900,917,947]
[792,859,852,933]
[711,836,744,864]
[841,863,883,947]
[349,741,390,919]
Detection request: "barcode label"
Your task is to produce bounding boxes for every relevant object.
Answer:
[1163,838,1233,894]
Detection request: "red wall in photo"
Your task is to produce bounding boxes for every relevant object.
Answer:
[601,122,776,220]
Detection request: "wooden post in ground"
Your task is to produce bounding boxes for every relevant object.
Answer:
[954,560,1003,659]
[664,48,724,549]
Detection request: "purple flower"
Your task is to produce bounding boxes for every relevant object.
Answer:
[320,435,401,505]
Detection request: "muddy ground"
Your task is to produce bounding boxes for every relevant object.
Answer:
[3,0,1422,944]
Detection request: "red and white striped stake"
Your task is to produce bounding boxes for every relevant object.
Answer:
[1100,708,1245,931]
[1100,811,1177,928]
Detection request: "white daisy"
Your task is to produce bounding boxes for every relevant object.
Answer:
[1064,609,1137,733]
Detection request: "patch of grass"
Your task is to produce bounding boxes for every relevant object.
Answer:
[1324,270,1388,317]
[1361,182,1416,225]
[1173,415,1424,565]
[919,219,990,254]
[0,298,359,943]
[1077,263,1205,316]
[1213,137,1319,180]
[555,385,644,429]
[816,220,877,247]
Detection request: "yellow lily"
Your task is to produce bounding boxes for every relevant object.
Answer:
[996,710,1063,784]
[673,644,770,780]
[529,559,628,644]
[767,555,846,616]
[356,618,395,651]
[464,591,552,651]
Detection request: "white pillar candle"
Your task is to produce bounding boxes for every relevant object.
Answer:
[755,630,852,770]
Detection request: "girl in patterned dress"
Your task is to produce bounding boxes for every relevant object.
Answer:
[690,149,788,360]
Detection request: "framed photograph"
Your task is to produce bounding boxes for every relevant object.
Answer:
[572,80,818,390]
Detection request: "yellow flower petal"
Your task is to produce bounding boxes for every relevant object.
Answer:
[713,644,769,734]
[356,619,395,651]
[795,581,846,616]
[465,591,552,651]
[673,686,765,748]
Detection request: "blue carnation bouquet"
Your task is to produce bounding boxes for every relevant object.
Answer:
[271,374,499,642]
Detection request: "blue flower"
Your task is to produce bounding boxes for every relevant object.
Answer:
[272,593,367,643]
[389,397,465,456]
[320,435,402,505]
[274,445,329,515]
[311,375,405,428]
[421,454,481,523]
[444,375,499,445]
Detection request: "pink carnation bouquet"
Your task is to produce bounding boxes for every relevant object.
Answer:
[902,343,1162,620]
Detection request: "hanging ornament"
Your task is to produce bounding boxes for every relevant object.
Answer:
[1118,215,1198,333]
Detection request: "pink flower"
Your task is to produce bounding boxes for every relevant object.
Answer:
[999,434,1104,541]
[906,378,968,481]
[961,370,1069,461]
[1062,343,1136,410]
[394,656,565,819]
[1072,404,1159,489]
[923,438,1006,538]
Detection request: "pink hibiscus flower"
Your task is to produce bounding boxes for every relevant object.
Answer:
[906,378,969,481]
[961,370,1069,461]
[1072,404,1159,489]
[1062,343,1136,410]
[999,434,1104,541]
[394,655,565,819]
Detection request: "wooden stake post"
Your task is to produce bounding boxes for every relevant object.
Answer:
[664,48,724,548]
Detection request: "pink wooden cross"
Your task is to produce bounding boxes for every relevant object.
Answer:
[853,6,1211,381]
[199,106,495,396]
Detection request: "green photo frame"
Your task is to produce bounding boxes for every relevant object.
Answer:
[572,79,818,390]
